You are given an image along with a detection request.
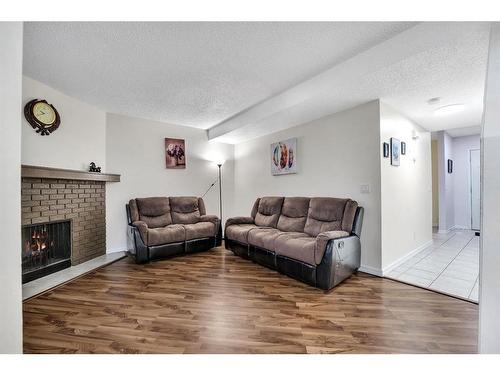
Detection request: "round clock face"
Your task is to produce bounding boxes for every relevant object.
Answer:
[24,99,61,136]
[33,102,56,126]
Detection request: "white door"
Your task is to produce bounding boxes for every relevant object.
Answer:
[470,149,481,230]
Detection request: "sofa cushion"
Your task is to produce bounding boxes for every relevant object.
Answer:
[277,197,310,232]
[136,197,172,228]
[170,196,201,224]
[274,233,316,266]
[184,222,216,240]
[254,196,284,227]
[341,200,358,233]
[247,228,285,250]
[304,197,348,237]
[146,224,185,246]
[198,198,207,216]
[225,224,258,244]
[250,198,261,218]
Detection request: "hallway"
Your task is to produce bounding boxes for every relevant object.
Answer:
[386,230,479,302]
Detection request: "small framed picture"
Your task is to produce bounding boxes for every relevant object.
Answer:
[390,137,401,166]
[383,142,389,158]
[401,142,406,155]
[448,159,453,173]
[165,138,186,169]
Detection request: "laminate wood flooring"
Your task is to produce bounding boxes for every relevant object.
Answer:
[23,246,478,354]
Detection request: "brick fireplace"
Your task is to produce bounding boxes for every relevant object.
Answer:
[21,165,120,283]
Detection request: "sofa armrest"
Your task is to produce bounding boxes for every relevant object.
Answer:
[316,235,361,290]
[225,216,254,230]
[199,214,219,225]
[315,230,350,264]
[199,215,220,236]
[132,220,149,244]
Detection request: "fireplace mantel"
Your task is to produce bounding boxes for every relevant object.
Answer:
[21,165,120,182]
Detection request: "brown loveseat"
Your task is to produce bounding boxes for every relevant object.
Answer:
[225,197,363,290]
[126,197,221,263]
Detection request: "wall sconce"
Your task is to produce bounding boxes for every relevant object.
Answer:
[401,142,406,155]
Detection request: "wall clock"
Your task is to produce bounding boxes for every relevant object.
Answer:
[24,99,61,136]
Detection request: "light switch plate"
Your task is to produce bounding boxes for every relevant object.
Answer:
[360,184,370,194]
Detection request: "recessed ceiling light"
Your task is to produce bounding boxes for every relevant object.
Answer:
[434,104,465,116]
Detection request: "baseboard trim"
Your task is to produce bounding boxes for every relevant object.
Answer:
[358,265,383,277]
[382,240,433,276]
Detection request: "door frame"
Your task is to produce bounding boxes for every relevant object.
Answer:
[470,148,481,231]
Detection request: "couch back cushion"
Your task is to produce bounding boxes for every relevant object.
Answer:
[135,197,172,228]
[304,198,348,237]
[254,197,284,227]
[170,196,201,224]
[250,198,261,219]
[277,197,310,232]
[341,200,359,233]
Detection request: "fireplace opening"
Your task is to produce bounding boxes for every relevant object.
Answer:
[22,220,71,283]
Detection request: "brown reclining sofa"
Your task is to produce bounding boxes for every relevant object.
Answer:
[225,197,363,290]
[126,196,221,263]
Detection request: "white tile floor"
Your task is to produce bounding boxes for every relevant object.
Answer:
[22,251,126,300]
[386,229,479,302]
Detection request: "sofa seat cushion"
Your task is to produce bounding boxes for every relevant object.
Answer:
[146,224,185,246]
[184,222,216,240]
[247,228,285,251]
[274,233,317,266]
[225,224,258,244]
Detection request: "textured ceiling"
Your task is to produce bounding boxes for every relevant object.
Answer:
[208,22,490,143]
[23,22,414,129]
[23,22,489,144]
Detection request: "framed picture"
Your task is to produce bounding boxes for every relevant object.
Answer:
[383,142,390,158]
[390,137,401,166]
[165,138,186,169]
[401,142,406,155]
[448,159,453,173]
[271,138,297,175]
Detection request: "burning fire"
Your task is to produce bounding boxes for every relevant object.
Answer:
[24,229,51,256]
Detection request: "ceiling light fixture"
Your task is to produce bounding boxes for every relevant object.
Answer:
[434,104,465,116]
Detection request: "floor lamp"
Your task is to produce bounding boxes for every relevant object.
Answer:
[202,160,225,239]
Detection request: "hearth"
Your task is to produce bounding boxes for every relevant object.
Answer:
[22,220,71,283]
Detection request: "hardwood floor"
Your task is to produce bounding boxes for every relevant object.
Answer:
[23,246,478,354]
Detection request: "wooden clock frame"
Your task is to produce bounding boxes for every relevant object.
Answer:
[24,99,61,136]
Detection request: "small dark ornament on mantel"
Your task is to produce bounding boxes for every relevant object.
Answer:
[89,162,102,173]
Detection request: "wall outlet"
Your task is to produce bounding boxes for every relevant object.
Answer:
[360,184,370,194]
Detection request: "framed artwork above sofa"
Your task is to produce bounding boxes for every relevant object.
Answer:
[271,137,297,175]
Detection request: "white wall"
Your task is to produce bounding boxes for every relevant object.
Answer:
[106,113,235,252]
[431,140,439,227]
[22,76,106,170]
[436,130,455,233]
[233,101,382,272]
[479,22,500,354]
[0,22,23,354]
[452,135,480,229]
[379,103,432,271]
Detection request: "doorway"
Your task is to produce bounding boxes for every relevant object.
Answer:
[387,130,480,302]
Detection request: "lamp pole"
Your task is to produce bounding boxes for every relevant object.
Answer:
[217,163,222,225]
